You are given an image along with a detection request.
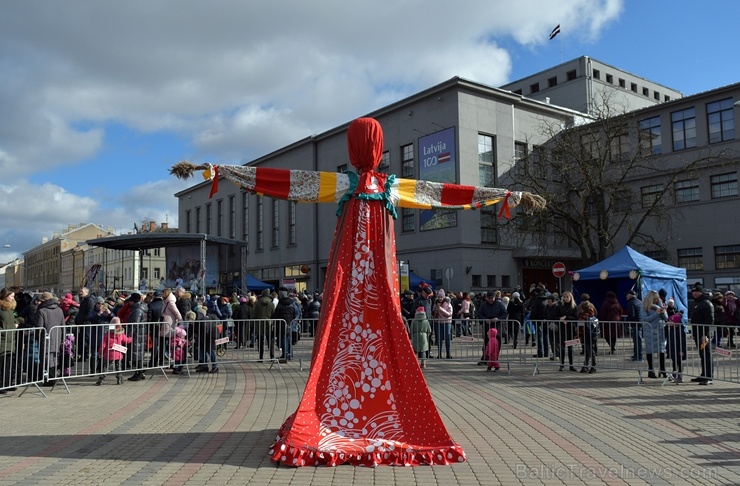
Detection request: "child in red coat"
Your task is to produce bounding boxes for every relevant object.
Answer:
[97,317,132,385]
[485,327,500,371]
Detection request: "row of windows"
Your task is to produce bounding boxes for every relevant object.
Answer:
[640,172,738,208]
[513,69,578,95]
[676,245,740,271]
[639,97,735,155]
[470,274,512,289]
[592,68,672,102]
[184,197,297,253]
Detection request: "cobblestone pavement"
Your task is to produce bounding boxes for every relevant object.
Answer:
[0,361,738,485]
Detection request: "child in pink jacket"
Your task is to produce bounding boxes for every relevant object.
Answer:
[97,317,132,385]
[171,326,188,374]
[485,327,500,371]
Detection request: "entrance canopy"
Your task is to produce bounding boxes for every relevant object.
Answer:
[86,233,247,295]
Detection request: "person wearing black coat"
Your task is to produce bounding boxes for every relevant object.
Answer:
[506,293,525,349]
[233,297,252,349]
[125,293,149,381]
[193,309,219,372]
[690,283,714,384]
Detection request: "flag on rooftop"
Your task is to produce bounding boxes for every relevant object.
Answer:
[550,24,561,40]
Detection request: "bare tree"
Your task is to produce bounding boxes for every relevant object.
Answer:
[503,90,732,265]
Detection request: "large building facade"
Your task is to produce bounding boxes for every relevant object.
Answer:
[175,58,740,295]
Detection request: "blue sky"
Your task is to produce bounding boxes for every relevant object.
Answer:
[1,0,738,262]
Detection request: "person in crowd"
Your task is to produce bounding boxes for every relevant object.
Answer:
[305,292,321,338]
[711,292,726,348]
[170,324,189,375]
[206,294,223,320]
[414,286,435,350]
[97,317,131,386]
[544,294,560,361]
[59,293,80,322]
[625,290,643,362]
[558,291,579,372]
[641,290,668,379]
[288,291,303,351]
[174,287,193,329]
[233,296,252,349]
[457,292,473,338]
[432,289,453,360]
[194,307,219,373]
[35,292,64,384]
[253,288,276,361]
[506,292,524,350]
[74,286,97,362]
[157,288,182,366]
[400,290,416,329]
[666,304,687,383]
[528,287,548,358]
[125,291,149,381]
[689,282,714,385]
[724,291,739,349]
[0,288,18,393]
[599,291,623,355]
[272,287,296,362]
[18,294,42,382]
[476,290,507,364]
[87,296,113,374]
[578,293,598,373]
[409,306,431,369]
[485,327,501,372]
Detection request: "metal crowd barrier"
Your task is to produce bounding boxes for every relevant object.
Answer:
[0,327,47,396]
[47,322,174,392]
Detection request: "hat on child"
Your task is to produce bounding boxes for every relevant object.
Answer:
[416,307,426,314]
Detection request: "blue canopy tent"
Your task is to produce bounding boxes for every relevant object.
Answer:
[409,271,436,291]
[245,274,273,292]
[572,246,688,319]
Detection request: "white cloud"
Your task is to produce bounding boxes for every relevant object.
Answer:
[0,0,624,259]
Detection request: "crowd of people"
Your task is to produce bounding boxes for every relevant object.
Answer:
[0,284,322,391]
[400,282,740,385]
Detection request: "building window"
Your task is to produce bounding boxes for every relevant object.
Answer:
[216,199,223,237]
[195,207,201,233]
[481,210,497,243]
[711,172,738,198]
[272,199,279,248]
[501,275,511,288]
[472,274,481,287]
[242,192,249,248]
[228,196,235,239]
[288,201,296,245]
[644,250,668,263]
[487,275,496,288]
[641,184,664,208]
[610,132,630,162]
[678,248,703,271]
[514,141,528,162]
[185,210,191,233]
[513,89,522,95]
[716,245,740,269]
[337,163,348,173]
[619,78,626,88]
[613,190,632,212]
[154,267,161,279]
[401,144,414,178]
[478,133,495,186]
[566,70,577,81]
[674,179,699,203]
[256,196,264,251]
[672,107,696,151]
[547,76,557,88]
[401,208,414,233]
[205,203,212,234]
[530,82,539,94]
[707,98,735,144]
[606,74,613,84]
[631,82,638,93]
[642,87,649,97]
[654,91,660,101]
[639,116,662,155]
[378,150,390,172]
[664,95,671,102]
[592,69,600,80]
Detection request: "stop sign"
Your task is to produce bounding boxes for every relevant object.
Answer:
[552,262,566,278]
